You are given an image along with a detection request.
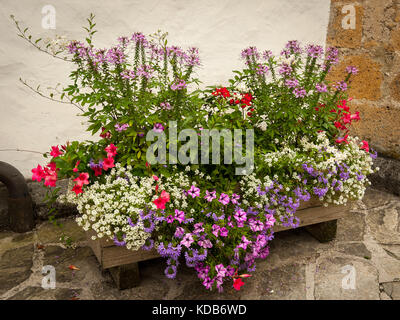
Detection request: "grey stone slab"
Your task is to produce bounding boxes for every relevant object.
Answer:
[314,256,379,300]
[0,245,33,295]
[7,286,82,300]
[336,212,366,241]
[336,243,372,259]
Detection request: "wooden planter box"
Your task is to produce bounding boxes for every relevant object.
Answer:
[87,198,350,289]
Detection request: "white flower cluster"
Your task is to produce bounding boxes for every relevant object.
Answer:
[59,164,157,251]
[241,132,376,217]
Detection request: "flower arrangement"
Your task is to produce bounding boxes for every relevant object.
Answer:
[14,14,377,292]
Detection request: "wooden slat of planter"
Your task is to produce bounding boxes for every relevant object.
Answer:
[86,230,159,269]
[101,246,159,269]
[274,203,350,232]
[86,200,350,269]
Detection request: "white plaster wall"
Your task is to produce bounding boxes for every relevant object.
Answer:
[0,0,331,177]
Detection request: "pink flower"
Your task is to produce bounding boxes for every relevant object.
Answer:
[218,193,230,205]
[102,157,115,171]
[50,146,62,158]
[32,165,45,182]
[180,233,194,248]
[187,185,200,198]
[174,226,185,238]
[174,209,185,223]
[47,162,57,172]
[153,123,165,133]
[105,144,117,158]
[215,264,227,277]
[193,222,204,234]
[219,227,228,237]
[73,172,90,187]
[204,190,216,202]
[152,175,159,181]
[249,219,264,232]
[238,235,251,250]
[231,193,240,204]
[166,215,174,223]
[198,239,213,248]
[212,224,220,237]
[265,214,276,228]
[234,208,247,223]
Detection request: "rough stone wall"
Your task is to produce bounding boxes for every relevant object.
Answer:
[326,0,400,195]
[326,0,400,159]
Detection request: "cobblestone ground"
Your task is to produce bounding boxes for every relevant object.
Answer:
[0,188,399,300]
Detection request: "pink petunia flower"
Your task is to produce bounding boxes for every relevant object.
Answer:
[180,233,194,248]
[218,193,230,205]
[249,219,264,232]
[174,226,185,238]
[212,224,220,237]
[193,222,204,234]
[198,239,213,249]
[204,190,216,202]
[219,227,228,237]
[234,208,247,223]
[174,209,185,223]
[231,193,240,205]
[265,214,276,228]
[187,185,200,198]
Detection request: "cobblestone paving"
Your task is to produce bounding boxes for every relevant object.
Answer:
[0,188,399,300]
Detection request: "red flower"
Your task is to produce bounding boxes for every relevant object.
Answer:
[93,167,102,176]
[47,162,57,171]
[73,160,80,173]
[100,127,111,139]
[361,140,369,152]
[71,184,83,195]
[153,190,170,210]
[105,144,118,158]
[233,278,245,291]
[212,87,231,98]
[73,172,90,187]
[102,157,115,171]
[44,171,57,187]
[335,134,349,144]
[32,165,45,182]
[50,146,62,158]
